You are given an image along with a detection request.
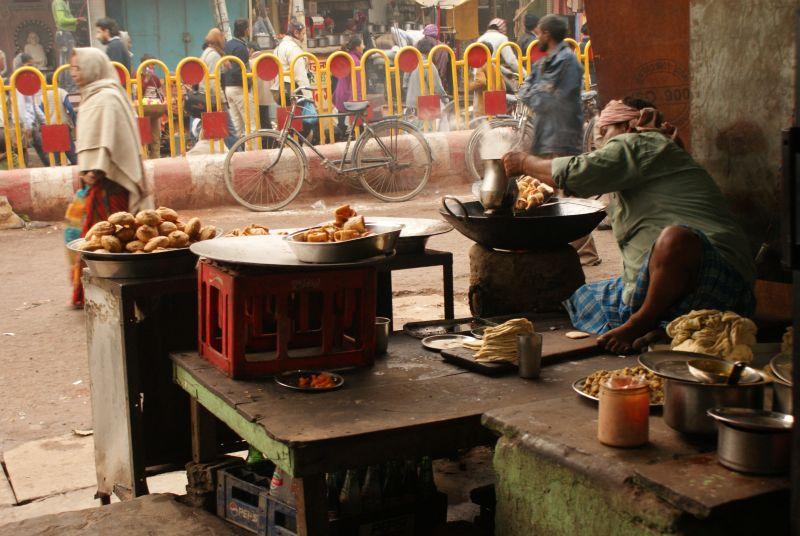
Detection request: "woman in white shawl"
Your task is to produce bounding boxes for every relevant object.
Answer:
[67,47,152,306]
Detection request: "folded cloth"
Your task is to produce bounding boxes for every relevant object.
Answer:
[564,227,756,335]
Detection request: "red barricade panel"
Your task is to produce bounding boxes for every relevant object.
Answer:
[202,111,229,139]
[137,117,153,144]
[483,90,507,116]
[276,107,303,131]
[417,95,441,120]
[40,124,71,153]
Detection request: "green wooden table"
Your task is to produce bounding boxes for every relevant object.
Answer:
[171,333,629,535]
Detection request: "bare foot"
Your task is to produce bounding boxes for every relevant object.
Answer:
[598,319,655,354]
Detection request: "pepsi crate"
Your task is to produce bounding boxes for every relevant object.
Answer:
[216,461,301,536]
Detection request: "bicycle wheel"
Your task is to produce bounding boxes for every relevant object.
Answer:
[223,130,307,212]
[465,118,534,183]
[354,119,432,202]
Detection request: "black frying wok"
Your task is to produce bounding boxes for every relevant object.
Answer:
[440,196,606,251]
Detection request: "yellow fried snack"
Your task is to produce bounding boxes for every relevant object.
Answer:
[334,229,361,241]
[334,204,357,226]
[100,235,123,253]
[582,365,664,404]
[307,231,330,243]
[135,224,159,243]
[135,209,161,227]
[343,215,366,233]
[144,236,170,252]
[156,206,179,223]
[108,212,135,226]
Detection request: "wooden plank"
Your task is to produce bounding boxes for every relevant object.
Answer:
[632,454,791,519]
[173,342,627,447]
[294,475,329,536]
[190,399,218,463]
[173,363,294,473]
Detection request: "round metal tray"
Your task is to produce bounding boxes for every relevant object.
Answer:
[421,334,478,352]
[638,351,764,384]
[572,376,664,407]
[365,217,452,254]
[191,235,394,269]
[274,370,344,392]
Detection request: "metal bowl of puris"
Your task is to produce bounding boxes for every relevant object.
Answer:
[287,204,402,263]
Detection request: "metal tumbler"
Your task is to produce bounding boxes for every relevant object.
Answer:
[517,332,543,379]
[375,317,390,356]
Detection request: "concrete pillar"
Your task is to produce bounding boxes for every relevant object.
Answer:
[689,0,797,256]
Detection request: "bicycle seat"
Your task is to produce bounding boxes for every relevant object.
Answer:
[581,90,598,101]
[343,101,370,112]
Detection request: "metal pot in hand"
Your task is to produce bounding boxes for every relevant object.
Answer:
[479,159,516,214]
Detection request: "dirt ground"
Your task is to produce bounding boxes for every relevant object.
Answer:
[0,186,621,453]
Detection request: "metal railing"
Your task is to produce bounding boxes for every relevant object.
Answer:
[0,39,593,169]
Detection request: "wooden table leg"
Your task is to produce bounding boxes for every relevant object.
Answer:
[294,474,329,536]
[377,270,393,328]
[443,257,454,320]
[190,398,218,463]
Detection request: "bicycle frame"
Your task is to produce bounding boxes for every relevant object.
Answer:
[264,95,402,178]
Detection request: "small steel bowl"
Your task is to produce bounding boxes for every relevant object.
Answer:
[286,224,402,263]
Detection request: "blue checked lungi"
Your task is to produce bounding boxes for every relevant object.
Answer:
[564,228,756,335]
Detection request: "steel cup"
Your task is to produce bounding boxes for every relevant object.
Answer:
[517,332,543,379]
[375,317,390,356]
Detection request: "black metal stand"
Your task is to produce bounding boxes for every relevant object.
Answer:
[376,249,455,329]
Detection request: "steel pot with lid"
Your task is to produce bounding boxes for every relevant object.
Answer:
[708,408,793,475]
[639,351,767,435]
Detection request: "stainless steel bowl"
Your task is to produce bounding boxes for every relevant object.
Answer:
[663,376,767,435]
[67,230,221,279]
[708,408,793,475]
[286,224,402,263]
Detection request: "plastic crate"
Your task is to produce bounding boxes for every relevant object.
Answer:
[198,260,377,379]
[216,462,300,535]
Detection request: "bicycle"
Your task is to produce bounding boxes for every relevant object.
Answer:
[464,93,534,182]
[223,86,434,211]
[464,86,601,182]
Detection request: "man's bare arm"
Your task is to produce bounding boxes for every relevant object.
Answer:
[501,151,556,188]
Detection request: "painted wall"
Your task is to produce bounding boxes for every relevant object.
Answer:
[106,0,249,70]
[689,0,797,256]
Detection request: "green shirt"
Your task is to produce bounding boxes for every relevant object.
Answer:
[552,132,755,303]
[52,0,78,31]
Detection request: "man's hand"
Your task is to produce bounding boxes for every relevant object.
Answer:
[502,151,529,177]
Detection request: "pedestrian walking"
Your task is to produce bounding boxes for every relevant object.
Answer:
[332,36,364,134]
[273,20,312,101]
[95,17,131,74]
[67,47,151,307]
[517,13,540,56]
[139,54,165,158]
[52,0,85,90]
[223,19,251,138]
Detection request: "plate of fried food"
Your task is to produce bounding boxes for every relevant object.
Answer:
[573,365,665,406]
[287,205,402,263]
[515,176,556,213]
[274,370,344,392]
[66,207,220,278]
